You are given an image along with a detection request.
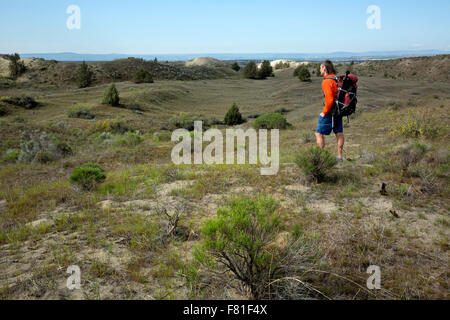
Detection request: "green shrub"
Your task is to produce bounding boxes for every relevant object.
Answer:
[275,61,290,70]
[0,105,7,116]
[300,132,313,143]
[247,113,262,119]
[4,95,37,109]
[253,113,291,129]
[90,118,130,134]
[258,60,274,79]
[34,151,53,164]
[2,150,19,163]
[293,65,305,77]
[67,104,95,119]
[154,130,172,142]
[18,130,72,163]
[102,84,120,106]
[195,196,281,299]
[397,142,429,171]
[76,61,94,88]
[168,112,210,131]
[98,132,114,141]
[13,115,26,123]
[134,69,154,84]
[117,131,143,146]
[231,62,240,72]
[295,66,311,82]
[56,142,73,157]
[392,111,440,139]
[70,163,106,191]
[224,102,244,126]
[194,196,322,299]
[295,147,337,182]
[243,61,258,79]
[315,63,321,77]
[274,107,289,114]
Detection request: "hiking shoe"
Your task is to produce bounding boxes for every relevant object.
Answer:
[335,157,344,162]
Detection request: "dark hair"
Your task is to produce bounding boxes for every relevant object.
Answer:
[321,60,336,74]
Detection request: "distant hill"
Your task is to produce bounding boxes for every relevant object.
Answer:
[1,54,449,88]
[0,56,233,87]
[352,54,450,81]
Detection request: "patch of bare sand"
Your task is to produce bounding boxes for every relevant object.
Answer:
[308,200,339,215]
[0,57,9,77]
[0,230,170,299]
[360,197,393,214]
[26,206,81,229]
[284,184,310,192]
[230,186,255,194]
[157,180,193,197]
[197,193,225,214]
[96,180,194,214]
[0,57,44,77]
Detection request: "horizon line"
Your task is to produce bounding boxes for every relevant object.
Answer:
[11,49,450,56]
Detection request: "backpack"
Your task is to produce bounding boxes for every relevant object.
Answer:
[330,71,359,118]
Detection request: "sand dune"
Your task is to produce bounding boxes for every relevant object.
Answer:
[185,57,229,67]
[0,57,44,77]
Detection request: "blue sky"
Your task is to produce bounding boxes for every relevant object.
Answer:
[0,0,449,54]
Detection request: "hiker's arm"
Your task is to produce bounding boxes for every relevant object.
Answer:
[322,80,334,115]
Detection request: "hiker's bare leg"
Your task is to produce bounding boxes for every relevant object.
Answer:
[335,133,344,158]
[315,133,325,149]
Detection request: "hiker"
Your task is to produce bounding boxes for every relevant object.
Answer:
[315,60,344,161]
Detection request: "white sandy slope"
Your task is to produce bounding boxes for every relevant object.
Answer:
[0,57,43,77]
[0,57,9,77]
[185,57,229,67]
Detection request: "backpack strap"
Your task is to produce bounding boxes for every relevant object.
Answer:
[324,76,338,84]
[323,76,339,124]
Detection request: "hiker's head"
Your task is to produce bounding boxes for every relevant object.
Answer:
[320,60,336,76]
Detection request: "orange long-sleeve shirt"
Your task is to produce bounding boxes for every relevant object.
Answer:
[322,74,338,115]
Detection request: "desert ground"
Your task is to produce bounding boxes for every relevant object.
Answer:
[0,55,448,300]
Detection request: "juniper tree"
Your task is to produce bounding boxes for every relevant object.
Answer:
[102,84,120,106]
[77,61,94,88]
[258,60,273,79]
[243,61,258,79]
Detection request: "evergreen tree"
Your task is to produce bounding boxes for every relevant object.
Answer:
[243,61,258,79]
[297,66,311,82]
[231,62,241,71]
[134,69,154,83]
[224,102,244,125]
[77,61,94,88]
[258,60,273,79]
[102,84,120,106]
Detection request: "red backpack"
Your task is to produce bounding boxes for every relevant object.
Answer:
[330,71,358,118]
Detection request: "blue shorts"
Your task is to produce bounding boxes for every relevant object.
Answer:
[315,113,343,135]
